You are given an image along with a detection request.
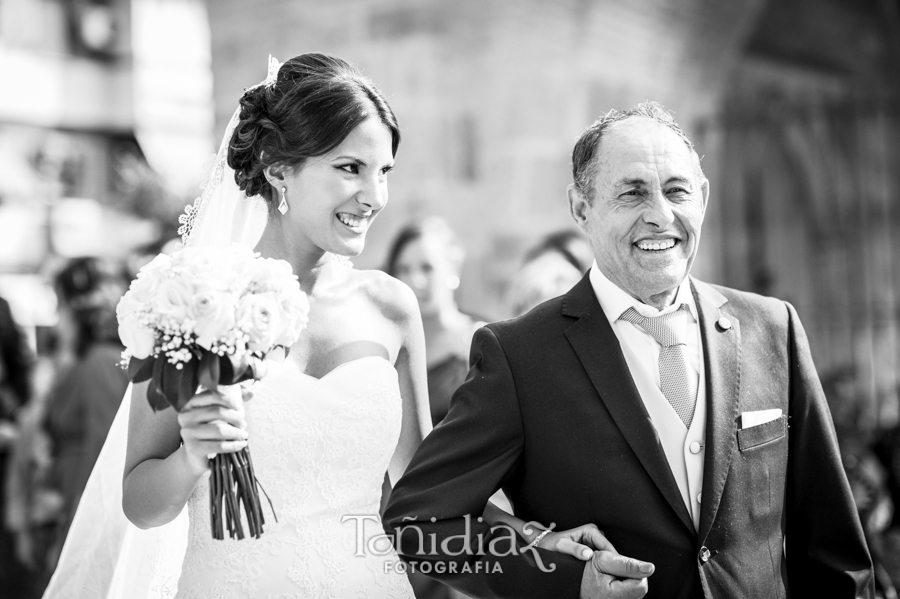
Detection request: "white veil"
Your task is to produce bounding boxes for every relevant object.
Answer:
[41,60,275,599]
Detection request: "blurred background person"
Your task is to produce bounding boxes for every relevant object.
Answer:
[0,292,41,598]
[385,218,480,599]
[386,218,482,427]
[504,229,592,318]
[522,229,593,278]
[875,385,900,593]
[41,257,129,569]
[824,366,898,599]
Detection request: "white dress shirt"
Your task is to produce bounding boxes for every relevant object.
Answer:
[589,262,707,530]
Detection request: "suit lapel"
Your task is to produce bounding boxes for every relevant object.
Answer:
[563,276,696,535]
[692,280,742,541]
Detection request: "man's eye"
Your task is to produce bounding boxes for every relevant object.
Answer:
[339,164,359,174]
[667,187,688,195]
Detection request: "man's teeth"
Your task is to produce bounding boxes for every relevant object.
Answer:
[337,213,365,228]
[637,239,677,251]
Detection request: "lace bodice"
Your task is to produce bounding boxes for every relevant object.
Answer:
[176,356,414,599]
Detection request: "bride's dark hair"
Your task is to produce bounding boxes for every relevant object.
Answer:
[228,53,400,203]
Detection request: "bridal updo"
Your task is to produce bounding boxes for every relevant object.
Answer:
[228,53,400,204]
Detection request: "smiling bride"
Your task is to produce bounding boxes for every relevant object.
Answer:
[45,53,427,599]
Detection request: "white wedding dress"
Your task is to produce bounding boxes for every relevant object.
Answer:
[42,355,415,599]
[44,60,415,599]
[175,355,414,599]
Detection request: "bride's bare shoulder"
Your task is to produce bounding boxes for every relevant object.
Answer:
[343,267,419,325]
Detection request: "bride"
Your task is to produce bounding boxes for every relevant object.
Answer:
[123,52,425,598]
[43,54,598,599]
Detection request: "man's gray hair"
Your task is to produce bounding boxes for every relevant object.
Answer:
[571,101,702,202]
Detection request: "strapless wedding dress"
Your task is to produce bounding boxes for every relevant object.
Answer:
[175,356,414,599]
[41,355,413,599]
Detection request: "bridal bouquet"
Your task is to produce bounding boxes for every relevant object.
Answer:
[116,244,309,540]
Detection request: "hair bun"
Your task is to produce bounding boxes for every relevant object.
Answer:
[238,84,268,119]
[230,85,274,198]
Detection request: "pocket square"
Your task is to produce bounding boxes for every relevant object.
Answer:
[741,408,782,429]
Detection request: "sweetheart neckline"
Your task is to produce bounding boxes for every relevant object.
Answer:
[287,355,393,382]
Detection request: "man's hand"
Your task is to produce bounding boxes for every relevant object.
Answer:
[531,522,654,598]
[538,523,616,561]
[580,548,654,599]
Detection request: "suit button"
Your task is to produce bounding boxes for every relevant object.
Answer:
[699,546,711,563]
[697,492,702,504]
[716,317,732,331]
[689,441,702,454]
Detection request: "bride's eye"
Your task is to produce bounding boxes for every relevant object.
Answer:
[381,165,394,176]
[338,163,359,175]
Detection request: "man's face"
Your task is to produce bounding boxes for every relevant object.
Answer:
[569,117,709,307]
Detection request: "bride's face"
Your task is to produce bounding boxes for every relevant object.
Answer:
[282,117,395,256]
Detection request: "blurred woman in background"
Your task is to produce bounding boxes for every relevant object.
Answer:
[505,229,592,318]
[43,257,129,566]
[522,229,593,276]
[386,218,482,426]
[386,218,478,599]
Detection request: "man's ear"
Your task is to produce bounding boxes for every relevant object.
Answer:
[567,184,590,233]
[263,162,291,188]
[700,177,710,216]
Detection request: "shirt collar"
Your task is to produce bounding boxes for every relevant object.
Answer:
[588,260,698,326]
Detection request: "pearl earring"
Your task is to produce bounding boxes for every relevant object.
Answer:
[278,187,289,215]
[446,275,460,290]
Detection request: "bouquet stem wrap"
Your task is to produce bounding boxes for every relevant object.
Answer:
[209,448,266,540]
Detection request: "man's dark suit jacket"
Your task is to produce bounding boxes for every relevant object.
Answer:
[384,275,873,599]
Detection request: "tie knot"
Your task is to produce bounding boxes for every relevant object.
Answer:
[620,304,690,348]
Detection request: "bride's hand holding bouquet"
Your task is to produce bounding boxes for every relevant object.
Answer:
[177,386,249,476]
[116,243,309,540]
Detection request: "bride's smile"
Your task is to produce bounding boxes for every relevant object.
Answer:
[336,211,371,232]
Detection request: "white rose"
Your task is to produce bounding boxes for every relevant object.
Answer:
[182,247,250,297]
[118,315,156,359]
[152,277,194,321]
[250,258,294,292]
[274,291,310,347]
[237,293,285,353]
[126,274,156,305]
[190,290,236,349]
[172,248,220,285]
[116,289,144,321]
[138,253,172,278]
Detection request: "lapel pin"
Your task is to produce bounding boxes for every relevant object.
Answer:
[716,317,732,332]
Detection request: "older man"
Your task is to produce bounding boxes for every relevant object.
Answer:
[384,102,873,598]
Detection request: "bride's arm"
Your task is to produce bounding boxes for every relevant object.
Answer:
[122,381,247,528]
[384,279,432,486]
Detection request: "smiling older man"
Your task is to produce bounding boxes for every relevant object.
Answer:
[385,102,873,599]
